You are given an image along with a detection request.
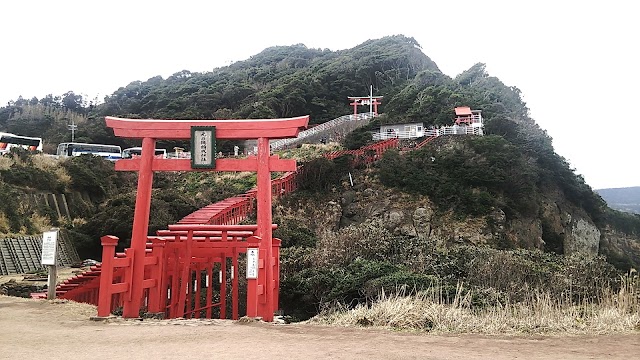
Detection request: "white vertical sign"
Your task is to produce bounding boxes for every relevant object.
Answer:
[246,248,259,279]
[41,230,58,265]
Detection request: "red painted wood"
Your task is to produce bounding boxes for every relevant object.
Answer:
[232,247,239,320]
[115,157,297,172]
[123,137,156,318]
[147,239,165,313]
[273,238,281,315]
[176,229,194,318]
[166,224,275,232]
[106,115,309,139]
[220,253,227,319]
[206,264,213,319]
[256,137,274,321]
[245,236,259,318]
[97,235,118,317]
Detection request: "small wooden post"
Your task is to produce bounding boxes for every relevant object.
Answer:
[47,265,57,300]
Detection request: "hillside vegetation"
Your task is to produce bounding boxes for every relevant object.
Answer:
[1,35,639,326]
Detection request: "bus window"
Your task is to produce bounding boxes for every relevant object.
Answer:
[57,142,122,160]
[122,147,167,159]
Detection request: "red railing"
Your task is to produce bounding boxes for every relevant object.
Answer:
[324,138,400,165]
[93,225,279,320]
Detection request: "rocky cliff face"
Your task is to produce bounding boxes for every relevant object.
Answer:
[600,227,640,268]
[536,190,601,257]
[277,170,620,261]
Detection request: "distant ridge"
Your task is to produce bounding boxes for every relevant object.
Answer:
[596,186,640,214]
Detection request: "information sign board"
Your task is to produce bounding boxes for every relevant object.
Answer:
[41,230,58,265]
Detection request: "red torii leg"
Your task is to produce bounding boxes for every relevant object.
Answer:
[123,137,156,318]
[256,137,274,321]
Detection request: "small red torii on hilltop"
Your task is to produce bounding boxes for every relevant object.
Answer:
[348,96,383,117]
[101,115,308,322]
[348,86,382,117]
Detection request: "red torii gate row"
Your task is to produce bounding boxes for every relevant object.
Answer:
[99,115,309,322]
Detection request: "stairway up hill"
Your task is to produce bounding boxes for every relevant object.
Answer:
[244,112,375,153]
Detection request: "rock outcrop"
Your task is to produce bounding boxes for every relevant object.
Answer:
[277,170,626,262]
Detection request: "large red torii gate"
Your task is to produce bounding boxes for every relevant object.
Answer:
[104,115,309,321]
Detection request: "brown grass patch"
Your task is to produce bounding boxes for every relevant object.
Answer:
[311,274,640,335]
[0,156,14,170]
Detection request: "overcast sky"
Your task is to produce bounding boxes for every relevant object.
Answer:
[1,0,637,189]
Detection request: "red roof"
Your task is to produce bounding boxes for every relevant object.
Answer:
[454,106,472,116]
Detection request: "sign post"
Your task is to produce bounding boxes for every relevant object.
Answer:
[41,229,59,300]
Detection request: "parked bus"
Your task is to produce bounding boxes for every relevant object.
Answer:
[121,147,167,159]
[0,132,43,154]
[56,142,122,161]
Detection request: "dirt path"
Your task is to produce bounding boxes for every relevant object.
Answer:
[0,295,638,360]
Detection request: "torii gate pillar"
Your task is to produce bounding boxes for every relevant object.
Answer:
[124,137,156,318]
[255,137,274,318]
[105,115,309,322]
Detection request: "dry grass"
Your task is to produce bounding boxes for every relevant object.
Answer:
[0,155,14,170]
[0,213,10,233]
[30,154,72,187]
[313,221,397,267]
[276,142,342,161]
[29,153,58,169]
[311,274,640,335]
[0,153,71,187]
[29,213,52,233]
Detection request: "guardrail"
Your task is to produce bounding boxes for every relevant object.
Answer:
[270,112,374,150]
[324,138,400,166]
[373,124,483,140]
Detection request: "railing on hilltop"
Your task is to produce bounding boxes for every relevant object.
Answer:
[323,138,400,166]
[373,124,483,141]
[270,112,374,150]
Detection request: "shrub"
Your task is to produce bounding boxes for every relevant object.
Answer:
[0,182,35,233]
[312,221,398,267]
[61,155,123,200]
[280,259,405,320]
[298,156,353,192]
[377,135,539,217]
[273,218,317,248]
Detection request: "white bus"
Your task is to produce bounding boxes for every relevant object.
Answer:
[121,147,167,159]
[56,142,122,161]
[0,132,43,154]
